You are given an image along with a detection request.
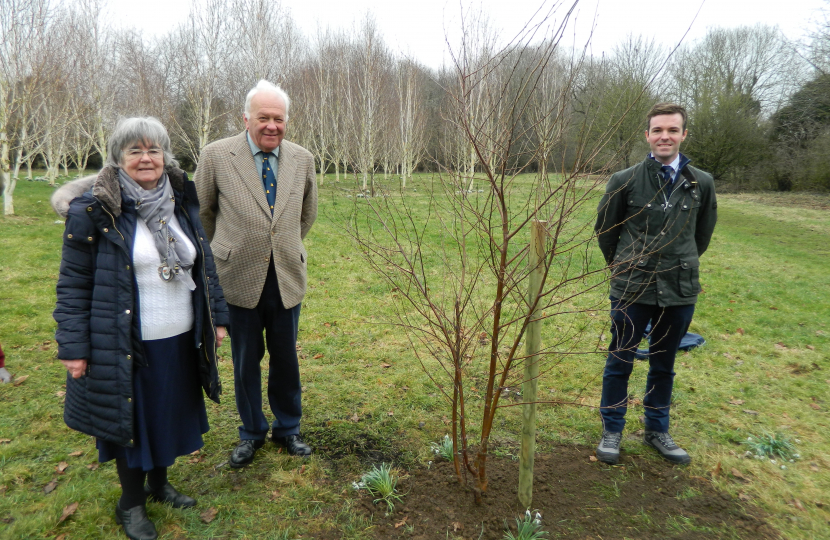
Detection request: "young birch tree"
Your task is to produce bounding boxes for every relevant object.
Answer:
[395,58,427,187]
[345,15,390,193]
[1,0,51,215]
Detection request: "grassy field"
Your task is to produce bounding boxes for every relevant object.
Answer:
[0,172,828,539]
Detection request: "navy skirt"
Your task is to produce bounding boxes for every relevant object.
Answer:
[97,330,209,471]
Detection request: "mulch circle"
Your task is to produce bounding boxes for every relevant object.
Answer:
[350,444,779,540]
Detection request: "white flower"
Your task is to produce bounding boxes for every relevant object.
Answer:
[770,459,777,464]
[525,509,532,518]
[795,439,801,444]
[794,453,800,459]
[781,465,787,470]
[747,436,753,441]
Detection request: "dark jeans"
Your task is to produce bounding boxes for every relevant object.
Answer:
[600,297,695,433]
[228,261,302,441]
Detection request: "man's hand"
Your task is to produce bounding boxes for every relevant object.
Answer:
[216,326,227,348]
[61,359,87,379]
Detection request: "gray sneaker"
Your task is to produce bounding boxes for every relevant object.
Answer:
[596,431,622,464]
[643,431,691,464]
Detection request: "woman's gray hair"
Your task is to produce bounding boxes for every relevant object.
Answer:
[106,117,179,169]
[244,80,291,120]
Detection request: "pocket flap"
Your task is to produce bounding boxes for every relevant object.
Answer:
[212,241,231,261]
[679,257,700,270]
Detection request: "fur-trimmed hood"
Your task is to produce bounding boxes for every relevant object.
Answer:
[51,165,188,218]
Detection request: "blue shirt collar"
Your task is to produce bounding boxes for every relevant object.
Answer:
[246,131,280,159]
[648,152,689,183]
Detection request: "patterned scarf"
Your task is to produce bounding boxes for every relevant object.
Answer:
[118,169,196,291]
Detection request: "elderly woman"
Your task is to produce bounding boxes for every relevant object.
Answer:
[52,117,229,540]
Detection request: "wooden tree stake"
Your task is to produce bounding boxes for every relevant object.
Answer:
[519,219,546,508]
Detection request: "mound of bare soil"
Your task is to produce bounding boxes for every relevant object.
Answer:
[351,445,778,540]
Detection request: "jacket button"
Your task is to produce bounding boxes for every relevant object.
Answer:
[103,228,109,232]
[200,237,204,240]
[67,234,73,239]
[86,207,92,212]
[127,397,131,403]
[126,265,130,270]
[647,203,652,208]
[660,231,666,236]
[125,309,131,314]
[658,291,663,295]
[682,205,688,209]
[87,236,93,241]
[126,354,132,360]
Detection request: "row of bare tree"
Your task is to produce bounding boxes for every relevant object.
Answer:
[2,0,828,214]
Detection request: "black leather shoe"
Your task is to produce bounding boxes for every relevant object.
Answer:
[272,434,312,457]
[115,503,158,540]
[229,439,265,468]
[145,482,197,508]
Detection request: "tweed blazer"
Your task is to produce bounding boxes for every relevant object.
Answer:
[195,132,317,309]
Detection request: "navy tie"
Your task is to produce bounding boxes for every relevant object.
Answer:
[261,152,276,214]
[660,165,674,196]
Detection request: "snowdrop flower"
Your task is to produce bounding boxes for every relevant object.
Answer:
[781,465,787,470]
[770,459,777,464]
[525,510,532,519]
[795,439,801,444]
[747,436,753,441]
[534,512,542,526]
[794,453,800,459]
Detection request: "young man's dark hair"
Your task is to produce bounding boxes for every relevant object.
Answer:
[646,102,687,131]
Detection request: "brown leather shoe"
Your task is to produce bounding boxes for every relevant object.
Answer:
[272,434,311,456]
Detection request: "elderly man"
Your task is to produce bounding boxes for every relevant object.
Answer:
[594,102,717,465]
[195,80,317,467]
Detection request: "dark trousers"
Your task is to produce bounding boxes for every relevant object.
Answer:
[228,261,302,441]
[600,297,695,433]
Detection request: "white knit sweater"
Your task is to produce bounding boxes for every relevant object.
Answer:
[132,216,196,340]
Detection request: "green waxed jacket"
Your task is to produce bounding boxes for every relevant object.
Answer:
[595,156,718,307]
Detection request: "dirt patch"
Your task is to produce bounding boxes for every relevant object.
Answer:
[348,445,778,540]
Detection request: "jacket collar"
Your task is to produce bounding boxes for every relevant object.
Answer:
[51,165,187,218]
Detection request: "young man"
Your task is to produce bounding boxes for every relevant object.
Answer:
[594,103,717,465]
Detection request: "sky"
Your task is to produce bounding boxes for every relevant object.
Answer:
[111,0,827,69]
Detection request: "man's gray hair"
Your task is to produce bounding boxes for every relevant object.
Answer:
[106,117,179,169]
[244,80,291,120]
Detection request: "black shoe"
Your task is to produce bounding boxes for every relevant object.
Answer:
[145,482,197,508]
[272,434,312,457]
[115,503,158,540]
[229,439,265,468]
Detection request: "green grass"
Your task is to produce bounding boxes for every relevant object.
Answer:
[1,173,829,538]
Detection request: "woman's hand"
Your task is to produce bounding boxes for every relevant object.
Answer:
[61,359,87,379]
[216,326,227,348]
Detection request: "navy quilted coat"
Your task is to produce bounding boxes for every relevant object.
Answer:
[53,166,229,447]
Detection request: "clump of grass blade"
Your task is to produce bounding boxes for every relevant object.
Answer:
[354,462,403,513]
[503,510,548,540]
[430,434,454,461]
[744,432,799,461]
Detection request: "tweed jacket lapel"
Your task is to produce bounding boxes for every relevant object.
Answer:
[272,142,296,223]
[228,132,271,218]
